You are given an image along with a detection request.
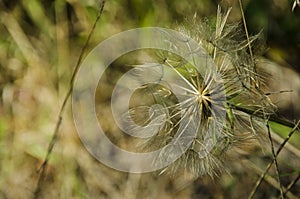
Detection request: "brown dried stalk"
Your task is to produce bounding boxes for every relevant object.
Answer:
[33,1,106,199]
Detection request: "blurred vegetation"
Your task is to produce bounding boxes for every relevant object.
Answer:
[245,0,300,72]
[0,0,299,198]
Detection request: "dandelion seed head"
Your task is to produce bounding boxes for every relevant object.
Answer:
[121,8,276,177]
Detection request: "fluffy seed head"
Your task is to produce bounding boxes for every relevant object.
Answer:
[125,7,275,177]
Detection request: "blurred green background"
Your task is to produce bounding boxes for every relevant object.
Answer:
[0,0,299,198]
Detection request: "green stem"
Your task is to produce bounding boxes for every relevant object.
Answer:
[229,103,298,129]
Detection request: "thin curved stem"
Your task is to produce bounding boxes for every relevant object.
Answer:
[33,2,106,199]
